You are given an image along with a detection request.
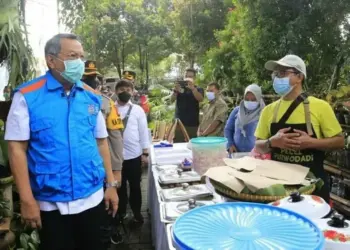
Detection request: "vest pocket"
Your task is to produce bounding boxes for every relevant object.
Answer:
[30,119,55,148]
[32,162,63,196]
[92,158,105,185]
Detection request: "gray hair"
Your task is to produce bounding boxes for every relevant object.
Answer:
[44,33,79,56]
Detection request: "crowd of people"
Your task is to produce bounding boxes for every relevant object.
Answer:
[173,55,344,203]
[1,32,346,250]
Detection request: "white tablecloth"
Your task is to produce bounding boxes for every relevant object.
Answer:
[147,143,228,250]
[148,143,189,250]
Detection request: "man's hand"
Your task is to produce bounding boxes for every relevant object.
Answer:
[228,145,237,154]
[113,171,121,183]
[21,198,41,229]
[104,187,119,217]
[197,130,202,137]
[141,155,148,167]
[174,83,181,93]
[185,78,195,91]
[294,129,316,150]
[270,127,301,149]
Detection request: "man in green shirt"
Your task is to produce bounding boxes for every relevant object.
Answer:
[198,82,228,136]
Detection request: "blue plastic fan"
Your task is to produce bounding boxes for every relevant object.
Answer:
[173,202,325,250]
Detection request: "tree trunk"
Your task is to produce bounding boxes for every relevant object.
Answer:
[121,41,125,71]
[114,45,122,78]
[19,0,29,45]
[329,55,346,91]
[145,50,149,88]
[188,52,195,68]
[139,44,144,73]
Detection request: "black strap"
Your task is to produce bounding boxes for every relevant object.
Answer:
[278,93,308,124]
[121,105,133,135]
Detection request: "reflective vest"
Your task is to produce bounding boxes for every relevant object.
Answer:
[16,71,105,202]
[103,96,123,130]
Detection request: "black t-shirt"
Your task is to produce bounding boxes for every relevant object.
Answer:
[175,87,204,127]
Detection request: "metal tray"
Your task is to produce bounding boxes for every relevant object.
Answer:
[166,224,176,250]
[160,183,212,202]
[160,199,215,223]
[158,169,201,185]
[155,164,179,172]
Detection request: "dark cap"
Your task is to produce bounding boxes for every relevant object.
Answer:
[122,70,136,80]
[84,60,101,76]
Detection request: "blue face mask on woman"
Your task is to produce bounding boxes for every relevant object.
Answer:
[54,57,85,84]
[273,77,294,96]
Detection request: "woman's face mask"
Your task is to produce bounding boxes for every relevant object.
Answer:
[244,101,259,110]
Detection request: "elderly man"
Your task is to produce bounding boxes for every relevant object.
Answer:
[5,34,118,250]
[198,82,228,137]
[255,54,344,202]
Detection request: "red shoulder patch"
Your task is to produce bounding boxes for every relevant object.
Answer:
[20,78,47,94]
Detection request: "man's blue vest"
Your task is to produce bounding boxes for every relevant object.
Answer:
[16,71,106,202]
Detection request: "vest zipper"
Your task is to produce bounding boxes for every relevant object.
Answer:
[67,93,74,200]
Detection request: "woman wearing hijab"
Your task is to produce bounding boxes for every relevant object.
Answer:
[224,84,265,153]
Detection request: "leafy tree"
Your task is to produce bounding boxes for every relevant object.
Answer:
[60,0,173,86]
[203,0,350,94]
[169,0,229,67]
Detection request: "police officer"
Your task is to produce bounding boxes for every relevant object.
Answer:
[122,70,136,85]
[122,70,150,121]
[82,60,124,245]
[122,70,138,103]
[82,60,123,190]
[5,34,118,250]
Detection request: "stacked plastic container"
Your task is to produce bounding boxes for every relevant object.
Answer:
[190,137,227,175]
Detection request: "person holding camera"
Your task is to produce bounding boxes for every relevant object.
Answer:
[171,68,204,142]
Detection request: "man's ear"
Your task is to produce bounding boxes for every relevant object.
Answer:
[46,55,55,69]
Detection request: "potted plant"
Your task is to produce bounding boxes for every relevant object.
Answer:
[0,119,13,218]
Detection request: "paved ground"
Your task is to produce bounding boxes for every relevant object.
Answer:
[111,168,154,250]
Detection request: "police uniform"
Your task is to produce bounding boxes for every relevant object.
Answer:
[83,60,124,172]
[122,70,136,83]
[101,93,124,172]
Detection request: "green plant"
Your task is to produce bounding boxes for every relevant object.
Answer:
[0,0,35,87]
[0,192,9,224]
[10,212,40,250]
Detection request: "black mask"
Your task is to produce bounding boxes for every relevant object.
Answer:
[83,77,99,89]
[118,91,131,103]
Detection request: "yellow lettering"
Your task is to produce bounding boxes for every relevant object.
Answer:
[273,153,313,163]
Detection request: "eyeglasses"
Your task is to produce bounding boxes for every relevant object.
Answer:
[271,70,299,79]
[59,52,85,61]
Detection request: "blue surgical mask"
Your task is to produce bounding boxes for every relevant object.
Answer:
[244,101,259,110]
[56,58,85,84]
[206,92,215,101]
[273,77,294,96]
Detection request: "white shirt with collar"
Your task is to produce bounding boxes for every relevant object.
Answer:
[5,92,107,215]
[116,101,150,160]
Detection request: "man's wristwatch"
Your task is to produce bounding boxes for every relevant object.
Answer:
[106,180,120,189]
[266,138,272,149]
